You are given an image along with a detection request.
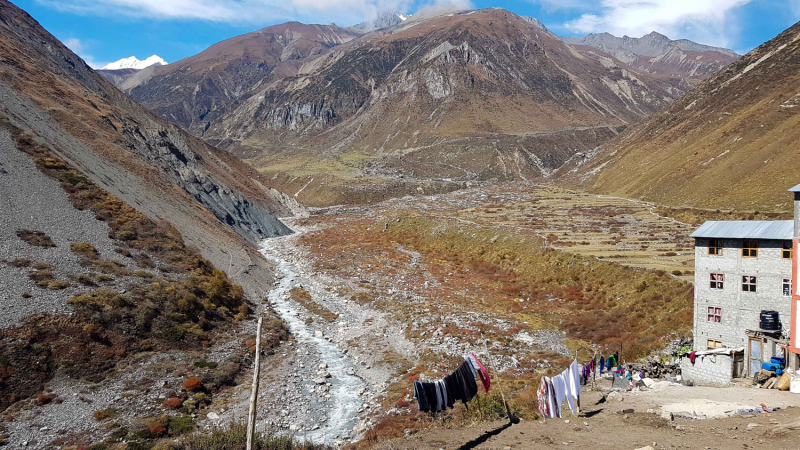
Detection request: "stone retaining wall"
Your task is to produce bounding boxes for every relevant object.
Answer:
[680,353,735,385]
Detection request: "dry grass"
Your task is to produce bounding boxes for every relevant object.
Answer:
[289,287,339,321]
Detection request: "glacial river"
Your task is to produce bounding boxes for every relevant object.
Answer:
[260,238,366,446]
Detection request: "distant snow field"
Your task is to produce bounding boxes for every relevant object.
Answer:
[101,55,167,70]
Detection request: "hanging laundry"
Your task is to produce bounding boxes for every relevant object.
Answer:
[568,360,581,401]
[546,377,559,418]
[470,352,491,393]
[551,372,567,417]
[512,356,521,370]
[457,360,479,404]
[434,380,444,412]
[599,356,605,373]
[443,372,458,408]
[537,376,552,418]
[413,380,429,412]
[465,356,478,377]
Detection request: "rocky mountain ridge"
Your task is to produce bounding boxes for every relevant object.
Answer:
[562,31,738,85]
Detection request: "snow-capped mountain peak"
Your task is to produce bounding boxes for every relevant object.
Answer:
[101,55,167,71]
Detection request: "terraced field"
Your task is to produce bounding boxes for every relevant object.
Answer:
[451,186,696,281]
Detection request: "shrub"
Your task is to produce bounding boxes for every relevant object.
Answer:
[93,408,118,421]
[76,274,97,286]
[16,230,56,248]
[47,280,70,290]
[162,398,182,409]
[71,242,99,259]
[11,258,31,267]
[28,270,53,281]
[182,377,203,392]
[167,414,194,435]
[149,422,167,437]
[192,361,218,369]
[32,262,51,270]
[179,423,331,449]
[134,270,155,278]
[35,393,56,405]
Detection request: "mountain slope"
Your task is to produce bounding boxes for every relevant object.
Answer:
[0,0,296,295]
[125,8,709,206]
[563,32,738,86]
[571,21,800,212]
[125,22,361,132]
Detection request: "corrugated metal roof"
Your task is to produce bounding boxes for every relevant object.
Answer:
[690,220,794,240]
[789,183,800,193]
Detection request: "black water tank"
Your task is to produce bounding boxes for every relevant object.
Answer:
[760,311,780,330]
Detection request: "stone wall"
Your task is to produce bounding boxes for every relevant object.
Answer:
[680,353,735,385]
[694,238,792,350]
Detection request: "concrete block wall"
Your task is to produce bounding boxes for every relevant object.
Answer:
[694,238,792,350]
[680,354,734,385]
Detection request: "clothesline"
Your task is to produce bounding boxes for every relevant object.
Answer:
[413,352,491,413]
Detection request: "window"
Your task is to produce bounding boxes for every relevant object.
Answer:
[708,239,723,256]
[707,307,722,323]
[784,242,793,260]
[742,240,758,258]
[742,275,757,292]
[784,278,791,297]
[707,339,723,349]
[710,273,724,290]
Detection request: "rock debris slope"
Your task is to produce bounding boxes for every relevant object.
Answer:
[123,8,736,205]
[0,0,298,295]
[571,20,800,212]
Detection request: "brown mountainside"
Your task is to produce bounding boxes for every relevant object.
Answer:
[570,20,800,212]
[124,8,727,206]
[0,0,297,294]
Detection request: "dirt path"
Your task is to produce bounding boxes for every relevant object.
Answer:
[386,387,800,449]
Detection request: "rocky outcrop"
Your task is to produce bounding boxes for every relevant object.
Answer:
[119,122,291,242]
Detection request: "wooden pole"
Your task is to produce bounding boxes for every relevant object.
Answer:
[482,339,514,424]
[246,316,263,450]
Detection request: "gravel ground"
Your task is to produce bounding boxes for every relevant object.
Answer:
[0,129,130,328]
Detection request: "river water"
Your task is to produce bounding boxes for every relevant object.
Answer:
[260,238,366,446]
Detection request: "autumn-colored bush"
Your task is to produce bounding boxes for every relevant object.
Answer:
[70,242,99,259]
[93,408,118,421]
[182,377,203,392]
[35,393,56,405]
[149,422,167,437]
[162,398,182,409]
[16,230,55,248]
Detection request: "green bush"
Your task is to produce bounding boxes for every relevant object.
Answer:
[178,423,331,450]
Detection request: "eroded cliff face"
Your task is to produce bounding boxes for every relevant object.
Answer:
[120,122,292,243]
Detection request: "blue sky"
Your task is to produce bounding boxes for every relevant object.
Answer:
[13,0,799,68]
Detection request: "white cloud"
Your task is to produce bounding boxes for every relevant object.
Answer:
[35,0,467,25]
[61,37,108,69]
[562,0,752,48]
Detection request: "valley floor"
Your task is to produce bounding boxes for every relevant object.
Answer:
[0,183,740,448]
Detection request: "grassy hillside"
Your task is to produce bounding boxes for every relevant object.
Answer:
[573,21,800,212]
